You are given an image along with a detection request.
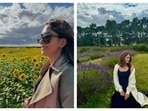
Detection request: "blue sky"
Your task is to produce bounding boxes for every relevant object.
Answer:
[0,3,74,46]
[77,3,148,27]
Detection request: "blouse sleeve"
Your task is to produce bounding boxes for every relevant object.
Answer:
[126,68,137,94]
[113,64,123,92]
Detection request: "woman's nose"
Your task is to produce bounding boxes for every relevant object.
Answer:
[39,39,44,44]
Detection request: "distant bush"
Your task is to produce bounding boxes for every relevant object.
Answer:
[78,47,91,53]
[78,45,130,53]
[101,57,118,75]
[77,57,90,63]
[90,46,107,51]
[89,54,105,60]
[109,46,129,52]
[132,44,148,52]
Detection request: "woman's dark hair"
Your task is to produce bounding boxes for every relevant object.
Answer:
[46,19,74,66]
[118,51,132,68]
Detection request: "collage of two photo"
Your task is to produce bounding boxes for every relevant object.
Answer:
[0,2,148,108]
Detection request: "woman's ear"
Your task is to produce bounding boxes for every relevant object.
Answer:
[60,38,67,48]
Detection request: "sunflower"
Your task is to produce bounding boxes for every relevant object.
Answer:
[2,53,6,57]
[19,73,27,81]
[20,58,25,62]
[12,69,19,77]
[34,74,39,80]
[32,56,38,63]
[11,58,16,62]
[34,62,40,69]
[40,56,46,61]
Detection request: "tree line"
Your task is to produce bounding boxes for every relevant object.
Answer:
[77,17,148,46]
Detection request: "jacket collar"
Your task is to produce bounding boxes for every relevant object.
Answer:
[49,54,69,73]
[29,54,69,105]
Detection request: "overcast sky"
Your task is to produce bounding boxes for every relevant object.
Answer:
[77,3,148,27]
[0,3,74,46]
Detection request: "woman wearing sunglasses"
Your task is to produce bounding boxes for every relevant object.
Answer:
[22,19,74,108]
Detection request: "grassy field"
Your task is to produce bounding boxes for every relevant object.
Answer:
[133,54,148,91]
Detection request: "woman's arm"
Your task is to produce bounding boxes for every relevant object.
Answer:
[113,64,123,93]
[59,66,74,108]
[126,65,137,94]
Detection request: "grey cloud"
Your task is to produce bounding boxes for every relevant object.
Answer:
[0,37,36,45]
[97,7,124,22]
[91,14,108,26]
[0,14,8,23]
[77,14,92,27]
[18,10,41,22]
[97,7,107,14]
[0,26,42,45]
[138,9,148,19]
[1,22,44,45]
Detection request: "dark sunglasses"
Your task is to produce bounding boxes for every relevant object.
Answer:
[37,33,57,44]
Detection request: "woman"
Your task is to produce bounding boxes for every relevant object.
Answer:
[22,19,74,108]
[111,51,148,108]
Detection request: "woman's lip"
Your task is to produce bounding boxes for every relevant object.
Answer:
[41,45,45,48]
[41,46,48,50]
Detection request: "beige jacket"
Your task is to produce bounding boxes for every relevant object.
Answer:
[113,64,148,107]
[27,54,74,108]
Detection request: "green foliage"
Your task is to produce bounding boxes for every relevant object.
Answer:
[132,44,148,52]
[78,45,130,52]
[78,69,106,97]
[77,64,111,107]
[79,85,114,108]
[101,57,118,69]
[108,46,129,52]
[89,54,104,60]
[78,47,91,53]
[78,54,105,63]
[77,57,90,63]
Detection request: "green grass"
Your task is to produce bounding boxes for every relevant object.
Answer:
[79,85,114,108]
[133,54,148,91]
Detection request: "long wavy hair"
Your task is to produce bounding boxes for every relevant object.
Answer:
[46,19,74,66]
[118,51,132,68]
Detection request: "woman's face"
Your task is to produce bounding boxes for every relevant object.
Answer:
[39,25,66,58]
[124,54,131,64]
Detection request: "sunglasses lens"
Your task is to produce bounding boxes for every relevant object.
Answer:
[43,36,51,44]
[37,33,52,44]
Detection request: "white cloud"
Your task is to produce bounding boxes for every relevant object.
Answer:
[77,3,148,27]
[0,3,74,45]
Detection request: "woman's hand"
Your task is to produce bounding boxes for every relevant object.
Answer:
[124,94,130,100]
[22,97,32,108]
[120,91,125,96]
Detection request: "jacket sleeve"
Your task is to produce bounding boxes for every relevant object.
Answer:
[59,66,74,108]
[126,68,137,94]
[113,64,123,92]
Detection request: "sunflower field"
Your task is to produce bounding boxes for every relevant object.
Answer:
[0,47,47,108]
